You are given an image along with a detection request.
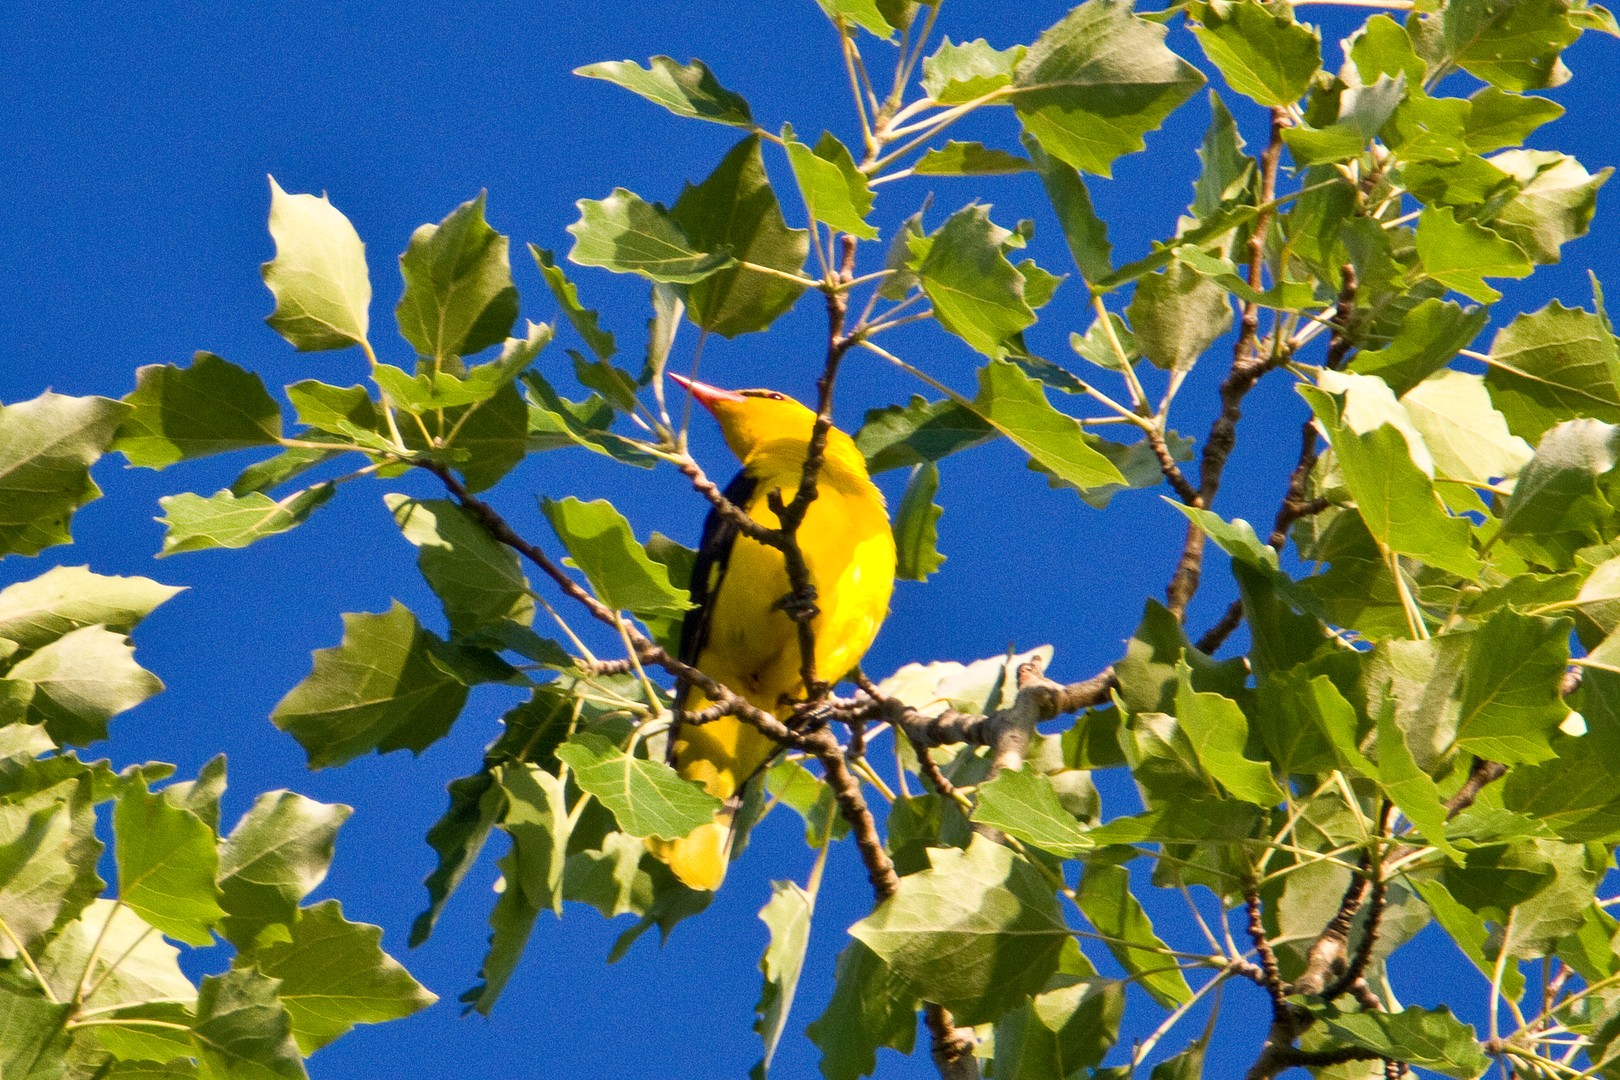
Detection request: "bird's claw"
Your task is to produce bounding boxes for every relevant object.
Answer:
[786,698,834,734]
[773,586,820,623]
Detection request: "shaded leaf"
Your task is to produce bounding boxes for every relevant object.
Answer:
[0,392,129,559]
[671,135,809,338]
[850,837,1068,1025]
[192,969,306,1080]
[218,791,350,950]
[270,603,469,769]
[892,463,945,582]
[396,192,518,361]
[115,353,282,469]
[1011,0,1205,176]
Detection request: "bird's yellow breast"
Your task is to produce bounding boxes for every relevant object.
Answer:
[673,439,896,800]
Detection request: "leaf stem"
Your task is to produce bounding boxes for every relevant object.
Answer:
[0,916,59,1004]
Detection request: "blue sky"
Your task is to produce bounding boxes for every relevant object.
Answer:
[1,2,1617,1077]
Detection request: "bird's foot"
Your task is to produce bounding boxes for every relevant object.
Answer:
[783,691,835,733]
[772,586,820,623]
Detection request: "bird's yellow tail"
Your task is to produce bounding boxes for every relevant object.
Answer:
[649,709,778,890]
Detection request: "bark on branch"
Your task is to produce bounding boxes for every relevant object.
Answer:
[1167,106,1289,621]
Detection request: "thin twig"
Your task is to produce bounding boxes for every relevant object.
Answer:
[1166,107,1289,620]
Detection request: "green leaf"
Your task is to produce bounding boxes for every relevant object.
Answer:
[855,396,994,474]
[498,762,570,918]
[261,176,370,352]
[253,899,435,1053]
[1503,708,1620,841]
[78,1002,199,1064]
[0,392,129,559]
[218,791,350,950]
[532,247,616,360]
[1191,0,1321,107]
[157,488,335,557]
[971,765,1092,855]
[283,381,386,447]
[567,188,733,283]
[850,837,1069,1024]
[914,205,1033,359]
[555,732,719,840]
[1075,861,1192,1008]
[912,141,1031,176]
[0,780,102,961]
[754,881,814,1076]
[1302,383,1482,580]
[1375,698,1462,861]
[671,135,809,338]
[892,463,945,582]
[1494,418,1620,569]
[1415,205,1533,303]
[386,495,533,636]
[410,771,502,946]
[573,56,753,127]
[1174,666,1286,805]
[815,0,895,37]
[1310,1003,1489,1078]
[114,352,283,469]
[395,192,518,361]
[921,38,1026,103]
[461,834,541,1015]
[806,941,917,1080]
[1350,298,1489,397]
[8,625,163,745]
[1011,0,1205,176]
[270,603,469,768]
[1439,0,1581,91]
[193,969,307,1080]
[438,381,529,492]
[1453,608,1572,763]
[1483,302,1620,442]
[540,497,692,619]
[0,985,72,1080]
[114,778,226,946]
[40,898,194,1008]
[1190,91,1255,222]
[1127,258,1233,372]
[968,359,1126,491]
[1024,135,1112,285]
[1488,149,1610,266]
[1401,369,1531,487]
[1466,88,1565,152]
[992,976,1125,1080]
[0,567,179,652]
[783,128,878,240]
[1115,599,1246,716]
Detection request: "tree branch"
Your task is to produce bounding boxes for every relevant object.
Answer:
[1166,106,1290,620]
[881,666,1117,751]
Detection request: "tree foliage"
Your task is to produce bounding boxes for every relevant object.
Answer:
[7,0,1620,1077]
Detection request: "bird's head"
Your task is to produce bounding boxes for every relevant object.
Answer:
[671,374,827,462]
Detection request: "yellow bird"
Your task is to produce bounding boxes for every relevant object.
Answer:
[652,374,896,891]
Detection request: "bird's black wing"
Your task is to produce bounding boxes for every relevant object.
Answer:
[673,468,758,716]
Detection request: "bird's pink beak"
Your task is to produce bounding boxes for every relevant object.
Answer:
[669,372,746,411]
